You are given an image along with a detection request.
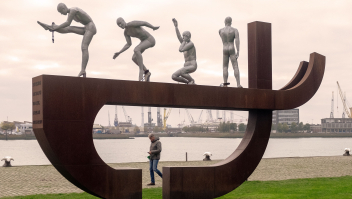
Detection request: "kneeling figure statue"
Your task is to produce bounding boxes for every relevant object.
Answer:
[171,18,197,85]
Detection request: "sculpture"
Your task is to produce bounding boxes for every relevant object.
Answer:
[171,18,197,85]
[1,156,14,167]
[219,17,242,87]
[343,148,350,156]
[113,18,159,82]
[203,152,212,161]
[32,21,325,199]
[37,3,96,78]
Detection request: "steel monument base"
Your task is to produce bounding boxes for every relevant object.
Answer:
[32,21,325,199]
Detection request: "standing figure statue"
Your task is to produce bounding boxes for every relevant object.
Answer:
[113,18,159,82]
[219,17,242,87]
[37,3,97,78]
[171,18,197,85]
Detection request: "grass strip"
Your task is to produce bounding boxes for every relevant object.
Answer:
[2,176,352,199]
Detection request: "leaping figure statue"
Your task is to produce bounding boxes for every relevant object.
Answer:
[113,18,159,82]
[37,3,97,78]
[1,156,14,167]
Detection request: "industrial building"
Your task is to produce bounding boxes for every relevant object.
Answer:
[322,82,352,133]
[272,109,299,126]
[0,121,33,135]
[105,105,247,133]
[321,118,352,133]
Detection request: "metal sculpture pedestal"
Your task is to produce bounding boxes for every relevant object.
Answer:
[32,21,325,199]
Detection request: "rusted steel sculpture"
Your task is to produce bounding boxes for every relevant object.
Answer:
[32,21,325,199]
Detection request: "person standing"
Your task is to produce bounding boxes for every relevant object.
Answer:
[147,133,162,185]
[219,17,242,87]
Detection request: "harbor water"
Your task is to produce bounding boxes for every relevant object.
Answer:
[0,137,351,166]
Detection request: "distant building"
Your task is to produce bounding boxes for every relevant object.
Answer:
[19,123,34,135]
[1,121,33,135]
[321,118,352,133]
[119,122,132,127]
[203,122,220,132]
[310,124,322,133]
[92,124,104,134]
[272,109,299,127]
[166,127,182,133]
[144,123,156,132]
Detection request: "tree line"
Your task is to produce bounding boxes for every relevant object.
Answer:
[273,122,311,133]
[181,122,311,133]
[182,122,247,133]
[0,122,16,132]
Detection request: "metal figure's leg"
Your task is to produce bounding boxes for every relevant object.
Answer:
[37,21,85,35]
[172,69,189,84]
[134,39,154,82]
[78,30,94,77]
[230,54,242,88]
[223,55,230,85]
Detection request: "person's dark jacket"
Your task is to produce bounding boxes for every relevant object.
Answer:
[150,137,162,160]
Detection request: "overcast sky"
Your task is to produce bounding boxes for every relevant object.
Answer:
[0,0,351,127]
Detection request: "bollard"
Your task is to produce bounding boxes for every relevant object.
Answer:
[186,152,188,162]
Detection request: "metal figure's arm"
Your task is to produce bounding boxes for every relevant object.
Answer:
[179,41,194,52]
[113,33,132,59]
[235,29,240,58]
[53,10,76,30]
[127,21,159,30]
[172,18,183,43]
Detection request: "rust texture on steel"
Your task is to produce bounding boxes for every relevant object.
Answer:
[32,21,325,199]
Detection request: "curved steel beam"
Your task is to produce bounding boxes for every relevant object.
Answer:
[280,61,308,90]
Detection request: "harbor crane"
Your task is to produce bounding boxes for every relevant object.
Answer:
[197,110,203,124]
[157,107,162,127]
[337,81,352,118]
[206,110,214,122]
[223,111,226,122]
[163,108,172,130]
[330,91,334,118]
[148,107,152,124]
[114,105,118,127]
[108,110,111,127]
[185,109,195,125]
[121,106,132,123]
[141,107,144,128]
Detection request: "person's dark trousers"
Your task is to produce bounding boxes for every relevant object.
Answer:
[149,159,163,183]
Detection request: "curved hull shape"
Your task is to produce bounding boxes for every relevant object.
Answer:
[32,21,325,199]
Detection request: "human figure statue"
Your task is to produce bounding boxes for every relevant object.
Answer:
[37,3,97,78]
[171,18,197,85]
[219,17,242,88]
[113,18,159,82]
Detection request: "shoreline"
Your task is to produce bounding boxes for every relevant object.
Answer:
[6,155,348,167]
[2,132,352,140]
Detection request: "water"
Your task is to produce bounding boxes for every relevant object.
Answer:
[0,137,351,166]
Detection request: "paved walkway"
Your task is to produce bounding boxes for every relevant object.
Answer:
[1,156,351,198]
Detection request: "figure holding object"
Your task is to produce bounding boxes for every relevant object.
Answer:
[37,3,97,78]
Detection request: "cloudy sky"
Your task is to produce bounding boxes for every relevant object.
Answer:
[0,0,351,127]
